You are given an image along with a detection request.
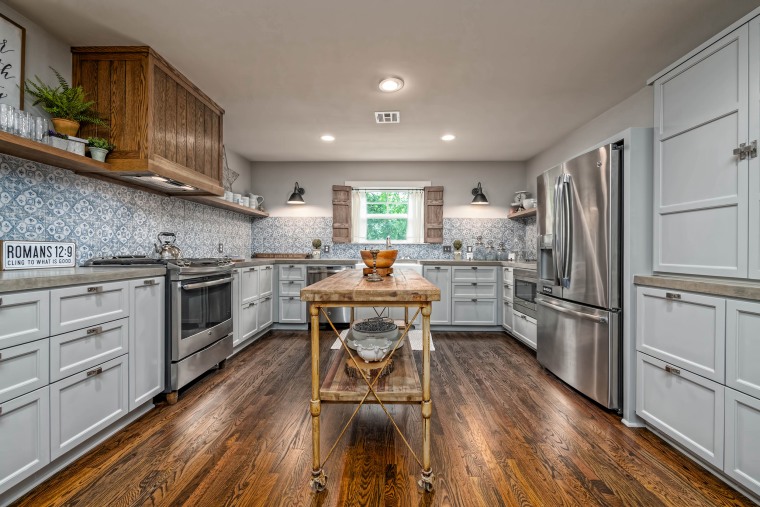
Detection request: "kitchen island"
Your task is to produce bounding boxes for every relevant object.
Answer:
[300,267,440,492]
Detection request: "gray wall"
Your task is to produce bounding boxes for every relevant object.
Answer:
[249,161,526,218]
[225,148,252,195]
[524,87,654,194]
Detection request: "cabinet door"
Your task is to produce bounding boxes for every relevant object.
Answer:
[50,318,129,382]
[258,296,273,330]
[279,264,306,281]
[503,281,513,302]
[653,25,749,277]
[636,352,724,468]
[451,266,498,283]
[512,310,537,350]
[259,265,274,297]
[451,298,497,326]
[451,283,497,298]
[279,280,305,297]
[129,277,164,411]
[502,300,513,332]
[0,290,49,350]
[0,339,49,405]
[724,387,760,497]
[636,287,725,383]
[50,355,129,460]
[503,267,514,284]
[240,266,260,304]
[0,387,50,494]
[726,299,760,399]
[51,281,129,336]
[750,18,760,280]
[237,300,258,346]
[279,297,306,323]
[423,266,450,325]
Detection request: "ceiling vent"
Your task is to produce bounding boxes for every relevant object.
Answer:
[375,111,400,124]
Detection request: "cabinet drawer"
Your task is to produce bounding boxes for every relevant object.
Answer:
[279,264,306,281]
[239,266,260,303]
[503,282,513,302]
[452,266,498,283]
[512,310,537,350]
[451,298,497,326]
[636,352,724,467]
[0,386,50,494]
[259,265,274,296]
[503,267,514,283]
[452,282,497,298]
[279,280,305,296]
[258,295,273,329]
[636,287,725,382]
[0,290,50,350]
[502,301,513,331]
[726,300,760,399]
[279,297,306,323]
[0,339,49,404]
[51,281,129,336]
[50,318,129,382]
[50,355,129,460]
[724,387,760,497]
[237,299,259,346]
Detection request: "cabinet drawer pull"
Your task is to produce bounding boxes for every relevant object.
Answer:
[143,279,157,286]
[87,286,103,293]
[86,367,103,377]
[86,326,103,335]
[265,296,272,301]
[0,352,2,360]
[289,264,295,268]
[434,266,441,270]
[289,296,295,300]
[471,298,478,302]
[0,406,2,415]
[265,266,272,270]
[471,282,477,286]
[289,281,294,284]
[665,292,681,300]
[665,365,681,375]
[471,266,478,270]
[521,314,527,320]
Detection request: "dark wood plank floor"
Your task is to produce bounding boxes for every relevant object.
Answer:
[12,331,758,507]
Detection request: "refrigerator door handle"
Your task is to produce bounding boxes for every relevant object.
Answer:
[536,297,608,324]
[561,174,573,287]
[553,176,565,282]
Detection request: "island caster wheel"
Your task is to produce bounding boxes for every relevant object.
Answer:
[166,391,179,405]
[217,359,227,370]
[310,469,327,492]
[418,470,435,492]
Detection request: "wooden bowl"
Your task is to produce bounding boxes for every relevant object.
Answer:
[360,249,398,269]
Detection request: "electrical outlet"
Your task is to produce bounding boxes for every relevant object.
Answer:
[324,245,330,253]
[218,242,223,253]
[443,245,452,253]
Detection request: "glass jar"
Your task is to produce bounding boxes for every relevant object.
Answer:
[496,242,509,261]
[485,240,497,261]
[473,236,486,261]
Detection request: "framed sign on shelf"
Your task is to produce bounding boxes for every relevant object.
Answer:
[0,13,25,109]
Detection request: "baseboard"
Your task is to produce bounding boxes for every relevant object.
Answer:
[621,418,646,428]
[231,327,272,356]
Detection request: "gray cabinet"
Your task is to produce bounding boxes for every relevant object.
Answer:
[451,298,497,326]
[129,277,165,410]
[50,281,129,335]
[258,295,274,329]
[726,299,760,400]
[724,387,760,497]
[511,310,537,350]
[279,296,306,324]
[0,339,49,405]
[239,299,259,344]
[50,318,129,382]
[234,265,275,346]
[259,265,274,297]
[423,266,451,325]
[502,300,513,332]
[277,264,307,324]
[278,264,306,281]
[0,290,49,350]
[451,265,498,326]
[240,266,260,304]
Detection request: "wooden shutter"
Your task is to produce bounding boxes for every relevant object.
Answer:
[424,186,444,243]
[332,185,352,243]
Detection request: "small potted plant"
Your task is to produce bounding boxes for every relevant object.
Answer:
[312,239,322,259]
[87,137,115,162]
[453,239,463,261]
[24,67,107,136]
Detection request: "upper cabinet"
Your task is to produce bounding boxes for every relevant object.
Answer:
[72,46,224,196]
[652,16,760,280]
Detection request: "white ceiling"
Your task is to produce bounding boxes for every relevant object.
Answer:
[8,0,760,162]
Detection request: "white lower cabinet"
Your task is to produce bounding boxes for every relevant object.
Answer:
[238,300,259,345]
[724,387,760,497]
[50,318,129,382]
[129,277,165,411]
[50,355,129,460]
[511,310,537,350]
[423,266,451,325]
[636,352,724,467]
[0,290,49,350]
[726,299,760,400]
[279,296,306,324]
[451,298,497,326]
[258,296,274,329]
[502,301,513,332]
[0,339,49,405]
[0,386,50,492]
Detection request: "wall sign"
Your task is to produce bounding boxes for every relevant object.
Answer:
[0,241,76,270]
[0,13,25,109]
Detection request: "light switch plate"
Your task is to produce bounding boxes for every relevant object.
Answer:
[324,245,330,253]
[443,245,452,253]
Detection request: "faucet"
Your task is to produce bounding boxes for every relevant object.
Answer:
[386,236,392,249]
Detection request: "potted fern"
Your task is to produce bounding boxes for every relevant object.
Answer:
[24,67,107,137]
[87,137,115,162]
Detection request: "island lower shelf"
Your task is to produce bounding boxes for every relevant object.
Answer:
[320,340,422,403]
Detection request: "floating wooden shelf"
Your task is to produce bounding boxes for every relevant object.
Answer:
[181,195,270,217]
[0,131,111,174]
[508,207,537,220]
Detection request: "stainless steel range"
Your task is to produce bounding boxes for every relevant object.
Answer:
[84,256,234,403]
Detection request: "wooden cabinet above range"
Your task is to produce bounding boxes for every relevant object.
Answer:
[72,46,224,196]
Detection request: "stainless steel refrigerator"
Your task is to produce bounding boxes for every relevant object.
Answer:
[536,142,622,411]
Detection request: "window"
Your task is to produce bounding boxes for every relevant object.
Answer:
[351,188,425,243]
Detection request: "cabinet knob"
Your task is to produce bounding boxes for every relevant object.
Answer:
[87,286,103,293]
[143,279,156,286]
[248,267,257,272]
[289,296,295,300]
[86,326,103,335]
[86,367,103,377]
[521,314,527,320]
[289,264,295,268]
[665,292,681,300]
[665,365,681,375]
[289,281,294,284]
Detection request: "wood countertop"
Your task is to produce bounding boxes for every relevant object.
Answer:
[300,267,440,303]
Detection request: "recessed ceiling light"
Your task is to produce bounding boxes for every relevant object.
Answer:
[321,134,335,142]
[441,134,456,142]
[378,77,404,93]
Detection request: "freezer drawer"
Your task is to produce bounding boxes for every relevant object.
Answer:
[536,296,620,410]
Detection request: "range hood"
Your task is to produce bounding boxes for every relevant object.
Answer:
[122,175,199,193]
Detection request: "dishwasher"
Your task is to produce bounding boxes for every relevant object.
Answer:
[307,265,354,326]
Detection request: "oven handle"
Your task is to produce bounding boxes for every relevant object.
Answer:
[182,277,233,291]
[535,297,607,324]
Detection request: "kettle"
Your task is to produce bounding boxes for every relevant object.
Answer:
[154,232,182,260]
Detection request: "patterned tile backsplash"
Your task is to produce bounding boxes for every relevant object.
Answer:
[252,216,537,260]
[0,155,253,264]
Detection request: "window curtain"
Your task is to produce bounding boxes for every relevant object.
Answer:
[406,189,425,243]
[351,189,368,243]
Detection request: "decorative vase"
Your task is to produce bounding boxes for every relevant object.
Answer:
[454,250,462,261]
[312,249,321,259]
[51,118,80,137]
[89,147,108,162]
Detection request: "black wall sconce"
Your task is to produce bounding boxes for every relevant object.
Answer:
[471,182,489,205]
[287,182,306,204]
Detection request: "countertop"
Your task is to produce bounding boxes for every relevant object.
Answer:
[417,260,537,269]
[0,266,166,294]
[235,258,537,269]
[634,274,760,301]
[234,258,358,268]
[300,268,440,303]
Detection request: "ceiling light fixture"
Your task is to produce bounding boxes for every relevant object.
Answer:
[378,76,404,93]
[471,182,489,205]
[287,182,306,204]
[441,134,456,142]
[321,134,335,142]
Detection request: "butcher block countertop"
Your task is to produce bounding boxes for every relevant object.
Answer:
[300,267,440,303]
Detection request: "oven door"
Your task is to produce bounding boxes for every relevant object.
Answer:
[172,274,233,361]
[514,278,537,312]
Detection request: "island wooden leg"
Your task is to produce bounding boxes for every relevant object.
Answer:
[419,303,435,492]
[309,305,327,492]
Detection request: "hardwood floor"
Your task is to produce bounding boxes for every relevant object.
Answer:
[11,331,757,507]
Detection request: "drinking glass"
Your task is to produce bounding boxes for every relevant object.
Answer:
[32,117,49,142]
[0,104,14,132]
[14,110,31,138]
